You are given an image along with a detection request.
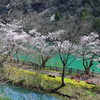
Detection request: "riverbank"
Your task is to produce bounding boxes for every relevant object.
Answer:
[0,83,61,100]
[3,63,100,100]
[0,94,10,100]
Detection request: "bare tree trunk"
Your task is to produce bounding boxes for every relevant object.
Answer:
[61,64,66,86]
[41,60,47,69]
[84,67,90,74]
[83,57,94,74]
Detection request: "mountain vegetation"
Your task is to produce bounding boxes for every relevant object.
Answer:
[0,0,100,99]
[0,0,100,35]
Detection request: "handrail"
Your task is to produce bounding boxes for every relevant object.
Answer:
[8,59,100,75]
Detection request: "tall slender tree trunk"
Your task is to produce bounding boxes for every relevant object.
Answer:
[61,64,66,86]
[16,54,19,63]
[83,60,93,74]
[22,55,28,64]
[84,67,90,74]
[41,60,47,69]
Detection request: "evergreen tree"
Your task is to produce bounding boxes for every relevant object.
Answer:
[55,11,61,21]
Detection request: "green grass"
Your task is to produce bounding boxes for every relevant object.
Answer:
[3,63,100,100]
[0,95,11,100]
[4,64,95,88]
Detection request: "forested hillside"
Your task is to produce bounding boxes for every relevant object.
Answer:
[0,1,100,99]
[0,0,100,36]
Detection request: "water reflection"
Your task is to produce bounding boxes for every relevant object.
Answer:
[0,84,60,100]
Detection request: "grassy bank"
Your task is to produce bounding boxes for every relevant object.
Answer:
[0,94,11,100]
[4,64,100,100]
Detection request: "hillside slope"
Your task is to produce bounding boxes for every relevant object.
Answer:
[0,0,100,35]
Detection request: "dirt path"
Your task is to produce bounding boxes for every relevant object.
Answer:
[10,63,100,85]
[17,65,71,77]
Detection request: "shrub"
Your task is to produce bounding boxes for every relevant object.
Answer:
[79,8,90,20]
[55,11,61,21]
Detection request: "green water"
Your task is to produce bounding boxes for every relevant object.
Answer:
[0,84,60,100]
[14,54,100,73]
[47,55,100,73]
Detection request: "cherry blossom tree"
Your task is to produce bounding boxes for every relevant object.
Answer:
[48,30,77,86]
[29,29,57,69]
[0,21,30,64]
[75,32,100,74]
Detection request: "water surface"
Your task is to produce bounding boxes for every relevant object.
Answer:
[0,84,60,100]
[14,54,100,73]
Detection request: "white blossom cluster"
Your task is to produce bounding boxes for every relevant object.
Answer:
[0,20,100,69]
